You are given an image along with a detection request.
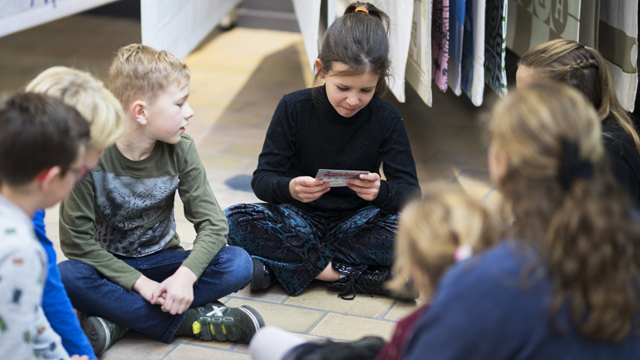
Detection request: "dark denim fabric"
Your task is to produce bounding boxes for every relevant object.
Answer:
[59,246,252,343]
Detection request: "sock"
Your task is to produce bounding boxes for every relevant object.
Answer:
[176,309,198,336]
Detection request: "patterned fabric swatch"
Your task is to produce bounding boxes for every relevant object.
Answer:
[406,0,433,106]
[484,0,508,97]
[506,0,581,57]
[599,0,638,111]
[432,0,450,92]
[448,0,466,95]
[461,0,486,106]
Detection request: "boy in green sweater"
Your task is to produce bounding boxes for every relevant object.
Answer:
[58,44,263,355]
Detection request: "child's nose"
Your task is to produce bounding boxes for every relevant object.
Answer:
[184,101,195,119]
[346,94,359,106]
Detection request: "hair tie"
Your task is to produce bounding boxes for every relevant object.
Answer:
[454,245,473,262]
[560,139,593,190]
[354,6,369,14]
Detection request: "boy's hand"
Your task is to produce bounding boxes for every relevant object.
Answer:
[289,176,330,203]
[132,275,163,304]
[347,172,381,201]
[150,266,197,315]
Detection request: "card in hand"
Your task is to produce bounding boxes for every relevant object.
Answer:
[315,169,370,187]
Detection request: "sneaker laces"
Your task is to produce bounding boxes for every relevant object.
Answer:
[336,265,373,300]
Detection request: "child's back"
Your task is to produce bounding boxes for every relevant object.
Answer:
[0,93,90,360]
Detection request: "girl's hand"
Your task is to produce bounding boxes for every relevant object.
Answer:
[289,176,330,203]
[347,172,380,201]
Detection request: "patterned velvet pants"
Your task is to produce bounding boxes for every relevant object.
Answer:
[224,203,399,295]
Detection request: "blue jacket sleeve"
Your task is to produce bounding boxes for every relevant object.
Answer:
[33,209,97,359]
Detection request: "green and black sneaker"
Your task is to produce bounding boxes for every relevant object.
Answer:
[192,303,264,343]
[78,313,128,355]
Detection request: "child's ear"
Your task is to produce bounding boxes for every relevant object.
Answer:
[315,59,326,79]
[37,166,62,191]
[130,100,148,126]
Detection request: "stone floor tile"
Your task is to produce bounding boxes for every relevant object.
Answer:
[483,189,503,206]
[455,182,492,201]
[415,155,462,183]
[284,282,395,319]
[102,333,176,360]
[456,168,492,187]
[310,313,396,341]
[384,299,429,321]
[228,284,290,304]
[165,343,250,360]
[174,336,234,350]
[224,298,325,333]
[200,153,248,171]
[176,220,197,243]
[221,142,264,158]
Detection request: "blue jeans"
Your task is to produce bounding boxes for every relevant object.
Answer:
[58,246,252,343]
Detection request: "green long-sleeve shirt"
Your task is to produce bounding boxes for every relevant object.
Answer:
[59,134,228,290]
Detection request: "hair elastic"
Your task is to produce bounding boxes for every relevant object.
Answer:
[454,244,473,262]
[354,6,369,14]
[560,139,593,190]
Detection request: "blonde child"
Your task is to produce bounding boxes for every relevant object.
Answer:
[225,1,421,300]
[517,39,640,203]
[403,82,640,359]
[0,93,90,360]
[57,44,263,355]
[25,66,125,359]
[248,185,497,360]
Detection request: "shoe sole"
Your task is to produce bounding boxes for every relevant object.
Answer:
[238,305,264,342]
[79,315,110,355]
[250,258,266,292]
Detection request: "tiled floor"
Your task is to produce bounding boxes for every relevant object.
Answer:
[0,12,494,360]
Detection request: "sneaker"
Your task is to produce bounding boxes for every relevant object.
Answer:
[78,313,127,355]
[193,303,264,343]
[327,263,391,300]
[250,258,277,292]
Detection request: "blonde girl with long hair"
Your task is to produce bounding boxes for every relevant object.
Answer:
[517,39,640,203]
[403,82,640,359]
[248,185,497,360]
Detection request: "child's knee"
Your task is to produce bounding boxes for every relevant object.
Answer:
[214,246,253,282]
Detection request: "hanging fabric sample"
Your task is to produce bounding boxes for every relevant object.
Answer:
[484,0,508,97]
[406,0,434,106]
[461,0,486,106]
[506,0,581,57]
[432,0,449,92]
[292,0,322,72]
[598,0,638,111]
[448,0,466,95]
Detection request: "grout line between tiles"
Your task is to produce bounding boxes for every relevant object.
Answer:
[305,311,329,335]
[225,294,405,323]
[380,300,398,319]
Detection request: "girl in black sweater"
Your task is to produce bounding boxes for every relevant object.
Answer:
[224,2,420,299]
[517,39,640,203]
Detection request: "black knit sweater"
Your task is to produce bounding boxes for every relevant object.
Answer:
[252,86,421,212]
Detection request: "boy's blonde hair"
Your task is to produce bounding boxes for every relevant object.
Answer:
[109,44,190,109]
[26,66,125,150]
[388,185,497,298]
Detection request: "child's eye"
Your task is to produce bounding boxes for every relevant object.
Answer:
[177,102,185,107]
[361,89,373,93]
[337,86,348,91]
